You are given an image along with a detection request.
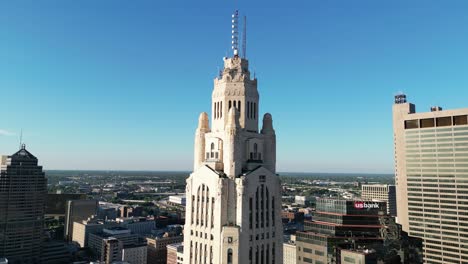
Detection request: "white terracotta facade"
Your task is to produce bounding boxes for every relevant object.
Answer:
[183,54,283,264]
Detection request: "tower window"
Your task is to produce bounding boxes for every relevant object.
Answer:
[253,143,258,160]
[227,248,233,264]
[220,101,222,118]
[238,100,241,114]
[249,197,253,229]
[254,102,257,119]
[229,100,232,109]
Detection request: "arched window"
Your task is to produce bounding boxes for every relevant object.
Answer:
[211,143,215,158]
[233,101,237,109]
[238,100,241,114]
[229,100,232,109]
[220,101,222,118]
[253,143,258,160]
[227,248,233,264]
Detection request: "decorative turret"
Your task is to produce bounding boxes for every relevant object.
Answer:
[261,113,276,173]
[261,113,274,134]
[194,112,210,170]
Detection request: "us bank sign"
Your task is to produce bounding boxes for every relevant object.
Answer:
[354,201,380,209]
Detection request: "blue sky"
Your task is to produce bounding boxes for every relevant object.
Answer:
[1,0,468,173]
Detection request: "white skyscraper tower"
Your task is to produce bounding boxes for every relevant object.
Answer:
[183,10,283,264]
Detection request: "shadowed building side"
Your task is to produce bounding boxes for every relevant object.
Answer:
[0,145,47,264]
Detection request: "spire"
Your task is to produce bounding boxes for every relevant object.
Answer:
[231,10,239,56]
[242,15,247,59]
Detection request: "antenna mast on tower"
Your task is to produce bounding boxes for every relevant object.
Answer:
[231,10,239,56]
[19,129,23,149]
[242,16,247,59]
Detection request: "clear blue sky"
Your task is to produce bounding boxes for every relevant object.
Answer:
[1,0,468,173]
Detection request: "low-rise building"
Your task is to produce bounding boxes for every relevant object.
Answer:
[283,235,296,264]
[65,199,98,241]
[116,217,155,235]
[72,217,119,247]
[88,227,139,258]
[340,248,377,264]
[167,243,183,264]
[295,195,308,206]
[102,237,122,264]
[146,233,183,264]
[168,195,186,206]
[40,240,72,264]
[122,244,147,264]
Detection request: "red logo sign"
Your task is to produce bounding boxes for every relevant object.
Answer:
[354,201,364,209]
[354,201,379,209]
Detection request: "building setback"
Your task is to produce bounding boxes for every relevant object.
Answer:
[0,145,47,264]
[182,10,283,264]
[393,94,468,263]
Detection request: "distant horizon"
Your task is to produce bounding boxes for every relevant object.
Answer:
[43,168,393,176]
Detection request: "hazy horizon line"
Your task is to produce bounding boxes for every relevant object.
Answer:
[44,169,393,176]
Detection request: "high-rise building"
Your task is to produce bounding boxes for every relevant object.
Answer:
[0,145,47,264]
[361,184,397,216]
[393,94,468,263]
[182,10,283,264]
[64,199,98,241]
[295,198,401,264]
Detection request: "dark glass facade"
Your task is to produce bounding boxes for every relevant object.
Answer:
[296,199,389,264]
[0,146,47,264]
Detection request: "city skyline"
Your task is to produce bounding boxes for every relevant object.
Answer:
[2,1,468,173]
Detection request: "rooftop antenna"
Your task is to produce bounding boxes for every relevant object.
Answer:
[231,10,239,56]
[242,16,247,59]
[19,129,23,149]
